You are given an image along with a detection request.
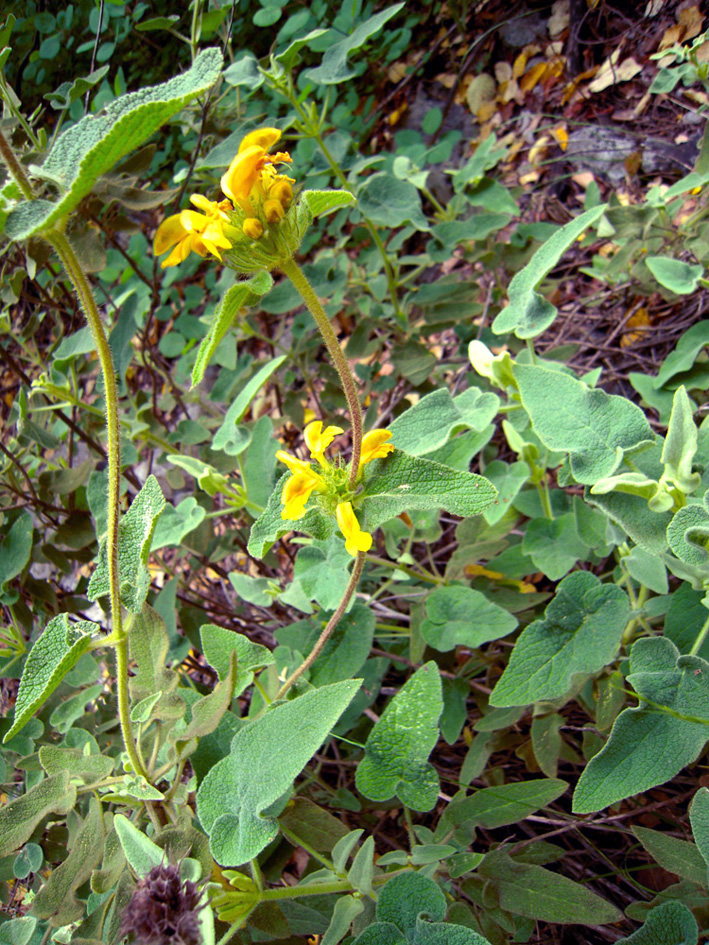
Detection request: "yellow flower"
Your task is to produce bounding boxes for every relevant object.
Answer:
[359,429,394,470]
[154,194,232,268]
[336,502,373,557]
[281,469,324,520]
[220,127,294,218]
[304,420,344,468]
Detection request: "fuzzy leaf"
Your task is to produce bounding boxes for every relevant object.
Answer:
[212,356,287,455]
[437,780,567,833]
[492,206,606,338]
[303,4,404,84]
[0,773,76,857]
[114,814,165,877]
[5,49,223,240]
[200,624,274,698]
[4,614,100,741]
[421,585,517,652]
[88,475,165,612]
[356,662,442,811]
[300,190,356,218]
[361,451,497,530]
[573,637,709,813]
[616,902,698,945]
[514,364,655,484]
[191,272,273,387]
[196,680,359,865]
[645,256,704,295]
[490,571,630,707]
[387,388,499,456]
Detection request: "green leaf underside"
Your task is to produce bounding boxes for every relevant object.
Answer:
[514,364,655,484]
[191,272,273,387]
[5,49,223,241]
[5,614,100,741]
[200,623,274,697]
[361,451,497,530]
[492,205,606,338]
[88,475,165,612]
[490,571,630,707]
[573,637,709,813]
[355,662,443,811]
[196,680,359,865]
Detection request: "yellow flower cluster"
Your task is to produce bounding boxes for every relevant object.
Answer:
[153,128,294,268]
[276,421,394,557]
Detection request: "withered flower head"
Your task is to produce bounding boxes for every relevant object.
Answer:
[119,863,203,945]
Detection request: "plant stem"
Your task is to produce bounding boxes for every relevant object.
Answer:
[280,256,363,486]
[280,92,404,323]
[276,552,365,700]
[690,612,709,656]
[0,128,35,200]
[44,228,148,782]
[536,475,553,520]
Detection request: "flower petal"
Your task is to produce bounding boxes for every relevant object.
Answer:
[238,128,281,153]
[360,429,394,466]
[336,502,372,557]
[275,450,314,477]
[221,146,265,204]
[154,214,189,255]
[282,472,319,520]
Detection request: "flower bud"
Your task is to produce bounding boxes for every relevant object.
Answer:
[263,199,285,224]
[243,218,264,240]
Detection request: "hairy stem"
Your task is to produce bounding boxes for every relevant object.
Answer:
[280,256,363,485]
[276,552,365,700]
[45,229,148,781]
[0,128,35,200]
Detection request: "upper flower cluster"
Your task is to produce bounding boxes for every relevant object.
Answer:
[276,421,394,557]
[153,128,295,270]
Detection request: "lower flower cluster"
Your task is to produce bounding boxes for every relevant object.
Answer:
[276,421,394,557]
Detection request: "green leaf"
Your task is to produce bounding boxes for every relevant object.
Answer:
[151,497,206,551]
[353,924,406,945]
[0,773,76,857]
[191,272,273,387]
[573,637,709,813]
[300,189,356,218]
[491,206,606,338]
[223,53,263,88]
[632,826,707,886]
[661,386,701,494]
[88,475,165,613]
[420,585,517,652]
[514,364,655,484]
[361,451,496,530]
[13,843,43,880]
[478,850,621,924]
[5,49,223,240]
[667,503,709,571]
[30,797,103,926]
[274,29,329,69]
[482,460,529,524]
[38,746,114,783]
[212,356,287,455]
[280,537,354,612]
[645,256,704,295]
[357,174,428,230]
[387,388,499,456]
[616,902,698,945]
[689,787,709,878]
[200,623,275,697]
[377,872,446,937]
[586,490,671,556]
[348,835,375,897]
[247,472,334,559]
[303,4,405,84]
[321,895,365,945]
[135,14,181,31]
[437,779,567,833]
[0,918,37,945]
[128,606,183,722]
[521,513,589,579]
[4,614,100,741]
[114,814,165,877]
[490,571,629,707]
[355,661,442,811]
[0,512,33,593]
[625,546,669,595]
[655,320,709,388]
[413,922,492,944]
[196,680,359,865]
